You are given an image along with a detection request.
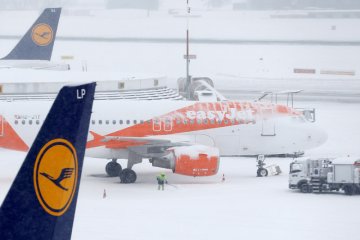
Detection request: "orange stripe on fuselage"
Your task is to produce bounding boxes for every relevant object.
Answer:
[87,102,299,149]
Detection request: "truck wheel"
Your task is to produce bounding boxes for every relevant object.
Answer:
[300,184,310,193]
[344,185,354,196]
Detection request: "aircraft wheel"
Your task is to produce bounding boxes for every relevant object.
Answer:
[120,168,137,184]
[105,161,122,177]
[257,168,268,177]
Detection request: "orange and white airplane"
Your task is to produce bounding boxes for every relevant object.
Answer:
[0,96,327,183]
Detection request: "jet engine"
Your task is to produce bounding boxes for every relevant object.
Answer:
[151,145,220,177]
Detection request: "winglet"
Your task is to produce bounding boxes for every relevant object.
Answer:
[2,8,61,60]
[0,82,96,240]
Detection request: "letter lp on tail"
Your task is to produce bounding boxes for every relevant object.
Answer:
[0,82,96,240]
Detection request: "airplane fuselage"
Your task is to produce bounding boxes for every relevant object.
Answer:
[0,99,327,159]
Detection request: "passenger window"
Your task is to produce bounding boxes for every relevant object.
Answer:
[105,120,109,125]
[91,120,95,125]
[120,120,123,124]
[36,120,40,125]
[140,120,144,124]
[112,120,116,125]
[22,120,25,125]
[15,120,18,125]
[133,120,137,124]
[197,119,202,124]
[204,119,208,124]
[190,120,194,125]
[126,120,130,124]
[99,120,102,125]
[29,120,32,125]
[210,120,215,124]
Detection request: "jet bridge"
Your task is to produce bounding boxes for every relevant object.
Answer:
[178,77,226,102]
[257,90,316,122]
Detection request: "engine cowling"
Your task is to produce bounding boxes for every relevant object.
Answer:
[170,145,220,176]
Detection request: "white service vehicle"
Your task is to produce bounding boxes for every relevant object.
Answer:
[289,158,360,195]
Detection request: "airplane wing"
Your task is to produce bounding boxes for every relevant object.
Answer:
[92,133,193,158]
[88,131,220,181]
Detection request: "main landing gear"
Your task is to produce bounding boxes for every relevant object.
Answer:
[256,155,268,177]
[105,159,122,177]
[105,152,142,184]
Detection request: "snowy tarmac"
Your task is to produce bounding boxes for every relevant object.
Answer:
[0,100,359,240]
[0,8,359,240]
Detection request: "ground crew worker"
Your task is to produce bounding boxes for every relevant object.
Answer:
[156,173,167,190]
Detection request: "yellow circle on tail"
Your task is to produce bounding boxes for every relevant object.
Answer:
[31,23,53,46]
[33,139,78,216]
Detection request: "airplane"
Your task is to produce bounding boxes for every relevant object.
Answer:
[0,95,327,183]
[0,82,96,240]
[0,8,70,70]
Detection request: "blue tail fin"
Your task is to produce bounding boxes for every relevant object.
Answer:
[0,82,96,240]
[2,8,61,61]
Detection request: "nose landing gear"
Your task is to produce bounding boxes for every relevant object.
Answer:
[256,155,268,177]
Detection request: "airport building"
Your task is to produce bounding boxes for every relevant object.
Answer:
[0,71,182,101]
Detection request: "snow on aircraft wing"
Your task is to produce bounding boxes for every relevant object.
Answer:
[89,132,193,158]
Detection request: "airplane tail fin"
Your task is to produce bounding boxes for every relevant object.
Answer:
[0,82,96,240]
[2,8,61,61]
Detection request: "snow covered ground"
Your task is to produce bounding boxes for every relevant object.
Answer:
[0,8,359,240]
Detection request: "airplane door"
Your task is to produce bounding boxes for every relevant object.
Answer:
[0,116,3,137]
[153,117,172,132]
[164,117,172,132]
[153,118,161,132]
[261,107,276,136]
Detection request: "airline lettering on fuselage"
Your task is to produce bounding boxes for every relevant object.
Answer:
[14,114,40,120]
[186,108,255,121]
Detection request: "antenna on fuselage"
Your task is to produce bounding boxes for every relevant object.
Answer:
[184,0,196,99]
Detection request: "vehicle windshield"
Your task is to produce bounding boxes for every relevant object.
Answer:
[290,163,303,173]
